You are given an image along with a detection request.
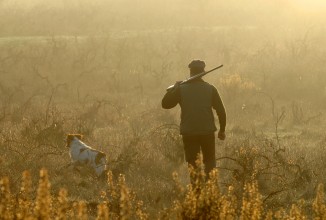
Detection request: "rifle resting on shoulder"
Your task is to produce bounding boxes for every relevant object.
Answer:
[166,64,223,91]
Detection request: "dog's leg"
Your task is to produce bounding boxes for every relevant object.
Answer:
[54,162,75,175]
[72,161,85,174]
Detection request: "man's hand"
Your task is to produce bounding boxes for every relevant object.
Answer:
[168,81,182,93]
[174,81,182,89]
[218,131,226,140]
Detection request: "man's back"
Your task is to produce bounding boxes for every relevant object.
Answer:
[179,80,216,135]
[162,79,226,135]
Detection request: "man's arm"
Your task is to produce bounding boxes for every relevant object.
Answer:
[212,86,226,133]
[161,84,181,109]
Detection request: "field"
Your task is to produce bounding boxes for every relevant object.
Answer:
[1,0,326,219]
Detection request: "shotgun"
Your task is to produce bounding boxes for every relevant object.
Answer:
[166,64,223,91]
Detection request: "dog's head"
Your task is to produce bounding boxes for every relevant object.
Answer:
[95,152,106,166]
[95,151,107,176]
[66,134,83,148]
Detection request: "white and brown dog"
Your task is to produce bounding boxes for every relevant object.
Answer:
[66,134,107,177]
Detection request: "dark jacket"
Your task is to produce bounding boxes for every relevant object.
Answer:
[162,79,226,135]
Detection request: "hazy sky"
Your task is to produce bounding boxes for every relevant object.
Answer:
[3,0,326,10]
[296,0,326,9]
[1,0,326,36]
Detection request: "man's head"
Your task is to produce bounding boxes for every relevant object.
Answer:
[188,60,205,76]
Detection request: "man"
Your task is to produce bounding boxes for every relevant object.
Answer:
[161,60,226,176]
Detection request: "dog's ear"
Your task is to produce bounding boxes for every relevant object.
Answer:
[74,134,83,140]
[66,134,83,147]
[66,134,74,148]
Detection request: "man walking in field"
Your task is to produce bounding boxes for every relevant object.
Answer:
[161,60,226,176]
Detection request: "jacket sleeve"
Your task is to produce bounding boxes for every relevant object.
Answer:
[161,88,180,109]
[212,86,226,132]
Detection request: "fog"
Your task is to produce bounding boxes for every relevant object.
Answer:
[1,0,326,218]
[1,0,326,35]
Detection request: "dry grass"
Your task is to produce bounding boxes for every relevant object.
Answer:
[1,1,326,218]
[1,164,326,219]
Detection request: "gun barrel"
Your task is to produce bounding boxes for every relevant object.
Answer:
[166,64,223,91]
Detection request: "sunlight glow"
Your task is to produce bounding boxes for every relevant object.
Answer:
[295,0,326,10]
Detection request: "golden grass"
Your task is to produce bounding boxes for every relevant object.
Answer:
[1,165,326,219]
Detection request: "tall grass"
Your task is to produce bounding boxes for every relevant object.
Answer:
[1,165,326,219]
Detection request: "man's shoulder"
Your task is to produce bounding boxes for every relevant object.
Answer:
[180,81,217,92]
[203,82,217,90]
[204,83,220,97]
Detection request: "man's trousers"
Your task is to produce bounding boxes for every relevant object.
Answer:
[182,133,216,176]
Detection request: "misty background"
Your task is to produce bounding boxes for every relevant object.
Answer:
[1,0,326,215]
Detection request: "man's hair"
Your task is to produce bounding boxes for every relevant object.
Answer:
[188,60,205,74]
